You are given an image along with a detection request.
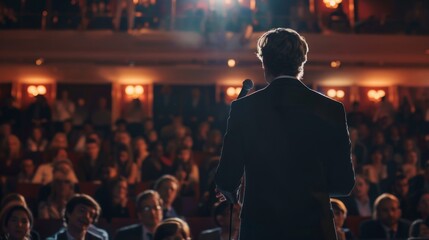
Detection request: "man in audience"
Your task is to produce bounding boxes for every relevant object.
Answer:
[154,174,180,219]
[48,194,107,240]
[199,201,240,240]
[76,138,106,182]
[331,198,354,240]
[114,190,163,240]
[359,193,411,239]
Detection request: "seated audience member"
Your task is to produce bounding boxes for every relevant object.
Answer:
[0,134,22,177]
[202,130,223,156]
[17,157,36,183]
[26,126,48,152]
[362,149,388,185]
[114,190,163,240]
[98,177,130,221]
[341,174,374,217]
[47,194,107,240]
[154,218,191,240]
[359,193,411,240]
[115,143,139,184]
[172,147,199,197]
[199,201,240,240]
[154,175,180,219]
[32,148,78,185]
[391,174,412,220]
[330,198,355,240]
[49,132,69,150]
[409,192,429,239]
[76,138,107,182]
[141,142,172,182]
[38,166,76,219]
[134,137,150,181]
[0,194,40,240]
[0,204,35,240]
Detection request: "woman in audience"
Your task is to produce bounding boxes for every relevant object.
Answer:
[32,148,78,185]
[153,218,191,240]
[115,144,139,184]
[341,174,374,217]
[0,204,34,240]
[172,147,199,197]
[362,149,388,185]
[134,137,150,181]
[17,158,36,183]
[26,126,48,153]
[0,134,22,177]
[49,132,68,150]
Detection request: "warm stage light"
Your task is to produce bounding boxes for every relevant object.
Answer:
[367,89,386,101]
[35,58,44,66]
[226,87,236,97]
[235,87,242,96]
[135,85,144,94]
[327,89,336,98]
[330,60,341,68]
[227,59,236,68]
[336,90,345,98]
[27,85,47,96]
[125,85,144,98]
[323,0,342,9]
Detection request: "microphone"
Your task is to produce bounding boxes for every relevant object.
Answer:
[237,79,254,99]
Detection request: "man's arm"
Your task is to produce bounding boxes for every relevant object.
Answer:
[327,103,355,196]
[215,101,245,203]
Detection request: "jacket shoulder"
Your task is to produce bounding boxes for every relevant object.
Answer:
[116,224,141,234]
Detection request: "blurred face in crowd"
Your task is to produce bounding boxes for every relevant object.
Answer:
[405,150,418,165]
[8,135,20,153]
[371,151,383,165]
[418,193,429,218]
[32,127,43,141]
[148,130,158,143]
[119,132,131,145]
[182,136,193,149]
[377,199,401,228]
[53,133,67,148]
[67,204,97,233]
[138,195,163,230]
[86,142,100,159]
[404,138,415,151]
[178,149,191,162]
[54,148,68,162]
[119,150,130,163]
[0,123,12,136]
[143,120,154,132]
[353,176,369,199]
[394,178,409,197]
[135,138,148,153]
[63,121,73,133]
[5,209,31,240]
[22,158,35,176]
[101,165,118,181]
[157,180,178,207]
[374,132,385,145]
[349,128,358,143]
[112,180,128,204]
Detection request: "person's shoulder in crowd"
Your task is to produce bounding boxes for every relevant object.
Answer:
[114,223,142,238]
[46,228,103,240]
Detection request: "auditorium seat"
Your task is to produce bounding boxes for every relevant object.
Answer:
[344,216,371,237]
[78,182,101,196]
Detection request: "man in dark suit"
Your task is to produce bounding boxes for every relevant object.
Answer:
[359,193,411,239]
[114,190,163,240]
[215,28,355,240]
[48,194,106,240]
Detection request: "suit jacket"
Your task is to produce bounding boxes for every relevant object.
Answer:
[198,227,222,240]
[359,219,411,240]
[114,224,145,240]
[47,228,103,240]
[215,77,355,240]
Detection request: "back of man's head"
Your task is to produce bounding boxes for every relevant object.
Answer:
[256,28,309,79]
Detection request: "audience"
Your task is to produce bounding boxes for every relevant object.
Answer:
[330,198,354,240]
[199,201,240,240]
[410,192,429,239]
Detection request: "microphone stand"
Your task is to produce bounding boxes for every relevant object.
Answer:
[228,79,253,240]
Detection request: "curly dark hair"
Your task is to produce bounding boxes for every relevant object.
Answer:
[256,28,309,79]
